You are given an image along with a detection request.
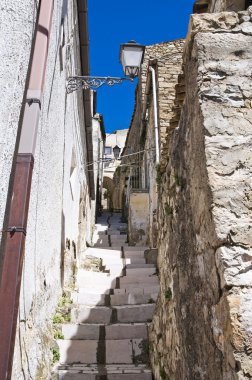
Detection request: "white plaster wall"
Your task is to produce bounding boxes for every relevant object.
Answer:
[0,0,37,231]
[0,0,93,378]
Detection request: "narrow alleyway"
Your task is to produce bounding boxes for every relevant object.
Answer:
[53,212,159,379]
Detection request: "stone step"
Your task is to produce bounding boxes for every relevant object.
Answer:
[120,276,159,286]
[115,304,155,323]
[107,230,121,235]
[77,282,116,293]
[124,247,148,251]
[110,235,127,240]
[57,338,148,364]
[124,251,145,259]
[125,258,146,264]
[73,289,158,306]
[71,292,109,306]
[76,270,118,288]
[85,248,122,259]
[125,268,156,276]
[56,364,152,380]
[62,323,148,340]
[71,306,112,324]
[114,285,160,295]
[93,242,110,248]
[110,293,158,306]
[71,304,155,324]
[78,287,112,295]
[126,263,155,268]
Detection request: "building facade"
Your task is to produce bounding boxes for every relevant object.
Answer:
[0,1,100,378]
[118,40,184,246]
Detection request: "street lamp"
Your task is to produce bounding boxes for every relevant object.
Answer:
[119,40,145,78]
[113,145,121,159]
[67,41,145,93]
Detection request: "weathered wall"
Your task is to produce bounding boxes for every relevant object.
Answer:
[143,41,184,247]
[128,191,149,246]
[119,41,184,246]
[0,0,37,239]
[193,0,247,13]
[150,10,252,380]
[0,1,93,379]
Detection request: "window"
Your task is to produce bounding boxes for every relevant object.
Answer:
[104,146,112,155]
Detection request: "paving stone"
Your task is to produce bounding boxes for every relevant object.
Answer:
[57,340,98,364]
[106,340,133,364]
[120,276,159,286]
[71,306,112,324]
[125,267,157,276]
[62,324,100,340]
[114,286,160,295]
[110,293,158,306]
[106,323,148,339]
[115,304,156,323]
[126,263,155,269]
[71,292,108,306]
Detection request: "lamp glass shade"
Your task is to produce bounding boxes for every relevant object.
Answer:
[113,145,121,159]
[120,41,145,78]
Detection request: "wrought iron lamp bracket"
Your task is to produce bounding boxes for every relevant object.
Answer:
[66,76,133,93]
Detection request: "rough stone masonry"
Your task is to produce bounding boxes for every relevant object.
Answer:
[149,10,252,380]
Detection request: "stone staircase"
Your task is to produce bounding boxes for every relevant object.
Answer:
[53,213,159,379]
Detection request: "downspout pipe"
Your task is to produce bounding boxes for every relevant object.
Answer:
[0,1,54,379]
[149,66,160,164]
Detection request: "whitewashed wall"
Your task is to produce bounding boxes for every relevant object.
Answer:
[0,0,93,378]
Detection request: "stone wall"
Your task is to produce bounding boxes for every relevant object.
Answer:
[193,0,248,13]
[0,1,94,379]
[128,191,150,246]
[150,10,252,380]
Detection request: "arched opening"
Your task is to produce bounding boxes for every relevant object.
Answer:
[101,176,115,212]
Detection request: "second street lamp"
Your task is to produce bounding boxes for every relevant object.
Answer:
[67,41,145,93]
[113,145,121,160]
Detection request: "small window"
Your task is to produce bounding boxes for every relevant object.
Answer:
[104,146,112,155]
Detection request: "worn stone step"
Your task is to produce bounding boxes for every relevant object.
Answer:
[115,304,155,323]
[120,276,159,286]
[56,364,152,380]
[106,323,148,339]
[110,235,127,240]
[62,323,148,340]
[85,248,122,259]
[71,304,155,324]
[71,292,109,306]
[78,287,112,295]
[107,230,121,235]
[57,372,152,380]
[114,285,160,295]
[110,292,158,306]
[126,263,154,268]
[77,270,118,288]
[125,267,156,276]
[62,324,100,340]
[71,306,112,324]
[125,258,146,264]
[93,241,110,248]
[57,340,97,364]
[124,251,145,259]
[124,247,148,251]
[57,338,148,364]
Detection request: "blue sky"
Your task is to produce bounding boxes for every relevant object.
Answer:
[88,0,195,133]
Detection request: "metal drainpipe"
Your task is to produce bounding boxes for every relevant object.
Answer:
[149,66,160,164]
[0,1,54,379]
